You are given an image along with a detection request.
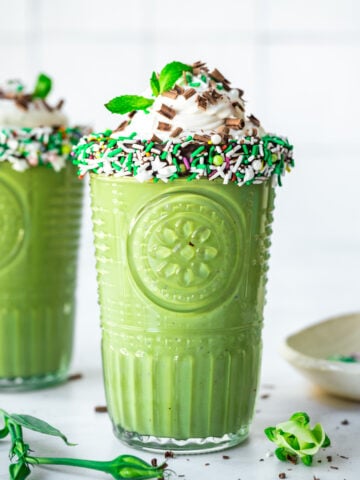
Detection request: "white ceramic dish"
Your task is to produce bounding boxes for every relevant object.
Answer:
[281,312,360,401]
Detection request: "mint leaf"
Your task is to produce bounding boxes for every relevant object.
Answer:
[105,95,154,114]
[9,414,75,446]
[301,455,313,466]
[275,448,287,461]
[158,61,192,94]
[264,427,276,442]
[32,73,52,99]
[322,434,331,448]
[290,412,310,426]
[150,71,160,97]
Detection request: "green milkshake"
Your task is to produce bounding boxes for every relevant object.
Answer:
[74,61,293,452]
[0,76,84,389]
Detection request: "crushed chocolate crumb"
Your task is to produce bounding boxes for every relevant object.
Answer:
[204,463,210,466]
[286,454,298,465]
[259,458,264,462]
[128,110,137,119]
[279,473,286,479]
[341,419,349,425]
[157,122,172,132]
[94,405,108,413]
[170,127,183,138]
[313,476,320,480]
[330,466,339,470]
[260,393,270,399]
[151,458,157,467]
[158,104,176,120]
[162,89,178,100]
[222,455,230,460]
[183,88,196,100]
[339,455,349,459]
[164,451,174,459]
[327,456,332,462]
[248,114,261,127]
[68,373,83,381]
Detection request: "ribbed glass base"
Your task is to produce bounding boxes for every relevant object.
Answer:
[114,425,250,454]
[0,370,67,392]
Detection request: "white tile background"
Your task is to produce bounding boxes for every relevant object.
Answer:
[1,0,360,380]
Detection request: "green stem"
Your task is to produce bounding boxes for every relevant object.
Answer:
[26,455,113,473]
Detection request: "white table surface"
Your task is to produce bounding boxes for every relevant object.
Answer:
[1,166,360,480]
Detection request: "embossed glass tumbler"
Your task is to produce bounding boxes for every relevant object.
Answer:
[0,162,83,389]
[90,176,274,453]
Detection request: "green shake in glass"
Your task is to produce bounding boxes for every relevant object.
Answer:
[0,75,84,389]
[74,61,293,452]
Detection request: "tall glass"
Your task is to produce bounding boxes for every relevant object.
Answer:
[0,162,83,389]
[90,176,274,453]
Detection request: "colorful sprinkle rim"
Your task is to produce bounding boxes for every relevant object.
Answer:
[72,130,294,186]
[0,126,86,172]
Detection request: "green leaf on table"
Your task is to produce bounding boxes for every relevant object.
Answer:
[158,61,192,94]
[150,71,160,97]
[9,462,31,480]
[9,414,75,446]
[105,95,154,114]
[32,73,52,99]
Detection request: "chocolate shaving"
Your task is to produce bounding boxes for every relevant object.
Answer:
[174,84,184,94]
[232,101,245,112]
[68,373,83,381]
[193,134,210,142]
[225,117,245,129]
[128,110,137,119]
[202,90,218,105]
[217,125,229,135]
[162,89,178,99]
[170,127,183,138]
[209,68,229,84]
[56,99,65,110]
[94,405,108,413]
[248,114,261,127]
[41,99,54,112]
[183,88,196,100]
[151,134,163,143]
[158,104,176,120]
[237,88,245,98]
[15,98,29,111]
[157,122,172,132]
[196,95,207,111]
[113,120,129,133]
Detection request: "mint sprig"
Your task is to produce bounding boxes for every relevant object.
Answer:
[265,412,331,466]
[150,71,160,96]
[0,409,167,480]
[32,73,52,100]
[157,61,192,95]
[105,95,154,115]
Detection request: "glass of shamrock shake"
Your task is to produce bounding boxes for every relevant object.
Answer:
[0,75,84,389]
[74,61,293,452]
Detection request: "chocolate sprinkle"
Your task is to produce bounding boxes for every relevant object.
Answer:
[94,405,108,413]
